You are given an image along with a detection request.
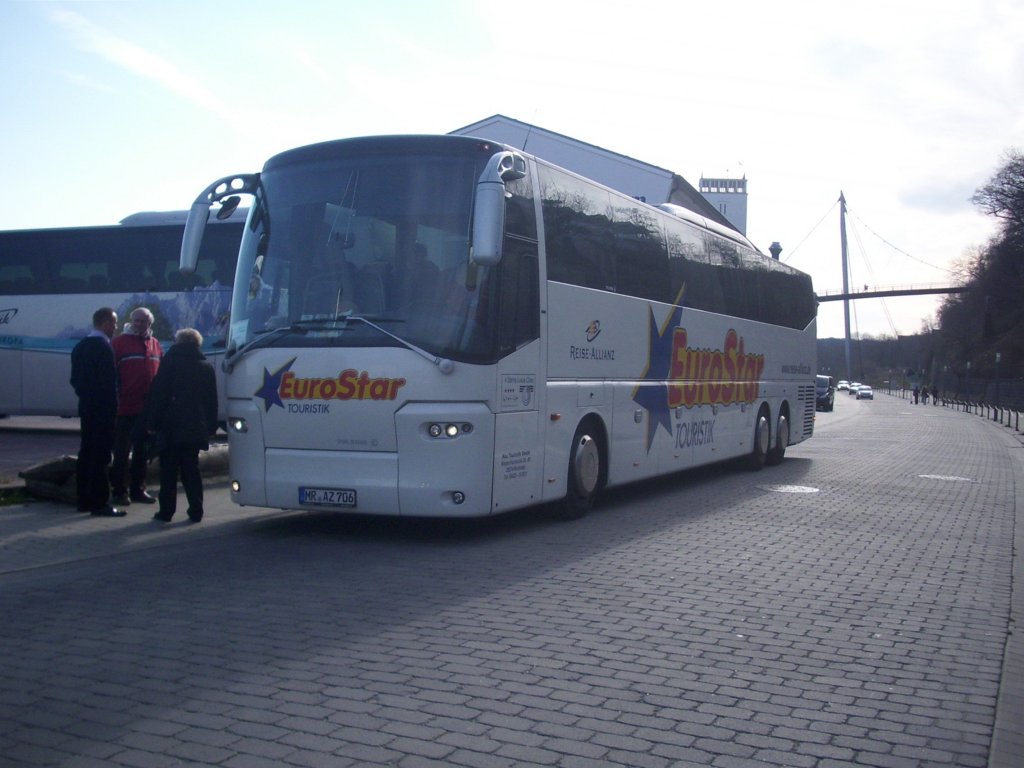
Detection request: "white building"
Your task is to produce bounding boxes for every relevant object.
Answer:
[449,114,739,235]
[699,176,748,235]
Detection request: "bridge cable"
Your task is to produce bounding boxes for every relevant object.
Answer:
[846,205,956,275]
[848,217,899,337]
[779,198,839,265]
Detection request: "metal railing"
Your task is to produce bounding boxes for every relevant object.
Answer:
[884,387,1023,433]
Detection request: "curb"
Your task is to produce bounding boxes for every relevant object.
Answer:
[9,443,230,503]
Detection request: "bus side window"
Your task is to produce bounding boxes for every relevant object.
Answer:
[611,201,669,303]
[540,167,615,292]
[497,241,539,353]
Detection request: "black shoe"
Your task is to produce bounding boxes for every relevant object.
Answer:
[130,490,156,504]
[91,506,126,517]
[153,510,174,522]
[187,509,203,523]
[111,493,131,506]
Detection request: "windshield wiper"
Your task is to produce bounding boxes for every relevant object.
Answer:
[336,315,454,374]
[223,316,454,375]
[222,323,311,370]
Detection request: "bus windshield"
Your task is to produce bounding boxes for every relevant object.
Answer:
[229,150,511,363]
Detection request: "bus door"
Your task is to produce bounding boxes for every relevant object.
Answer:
[491,345,543,514]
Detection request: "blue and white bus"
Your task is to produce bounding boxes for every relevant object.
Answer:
[0,212,242,417]
[181,135,817,519]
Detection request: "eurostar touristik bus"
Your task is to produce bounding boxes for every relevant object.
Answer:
[181,135,817,519]
[0,213,242,417]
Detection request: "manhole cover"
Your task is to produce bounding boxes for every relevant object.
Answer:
[759,484,820,494]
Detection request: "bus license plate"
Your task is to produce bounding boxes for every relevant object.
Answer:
[299,487,357,507]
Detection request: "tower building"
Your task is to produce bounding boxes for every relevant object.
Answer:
[699,176,748,235]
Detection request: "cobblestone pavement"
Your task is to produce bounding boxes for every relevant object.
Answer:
[0,394,1020,767]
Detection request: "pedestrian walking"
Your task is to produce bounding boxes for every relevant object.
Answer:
[143,328,218,523]
[110,307,162,506]
[913,385,920,404]
[69,307,125,517]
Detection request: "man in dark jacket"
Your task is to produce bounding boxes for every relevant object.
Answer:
[70,307,125,517]
[144,328,218,523]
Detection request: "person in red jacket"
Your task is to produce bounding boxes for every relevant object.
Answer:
[110,307,162,505]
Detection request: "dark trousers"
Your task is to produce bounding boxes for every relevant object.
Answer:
[77,405,115,511]
[110,414,148,495]
[158,444,203,518]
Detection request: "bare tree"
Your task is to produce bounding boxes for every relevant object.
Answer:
[970,149,1024,237]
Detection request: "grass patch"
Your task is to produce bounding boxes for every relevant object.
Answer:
[0,486,33,507]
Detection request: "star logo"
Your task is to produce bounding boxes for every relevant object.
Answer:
[631,303,684,453]
[254,357,297,412]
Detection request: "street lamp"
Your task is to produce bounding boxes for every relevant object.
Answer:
[966,361,971,402]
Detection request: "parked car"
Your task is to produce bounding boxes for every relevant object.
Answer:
[815,375,835,411]
[836,380,850,391]
[856,385,874,400]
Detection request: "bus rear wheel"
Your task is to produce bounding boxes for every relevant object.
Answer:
[747,408,770,471]
[766,411,789,466]
[561,423,602,520]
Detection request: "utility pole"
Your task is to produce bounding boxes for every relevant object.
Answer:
[839,192,852,381]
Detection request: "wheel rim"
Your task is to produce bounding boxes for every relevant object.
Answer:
[776,414,789,450]
[573,434,600,496]
[755,415,770,455]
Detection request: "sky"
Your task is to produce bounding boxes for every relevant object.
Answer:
[1,0,1022,339]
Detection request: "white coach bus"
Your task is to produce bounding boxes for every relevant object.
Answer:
[181,135,817,519]
[0,213,242,417]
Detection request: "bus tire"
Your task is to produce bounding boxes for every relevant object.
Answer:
[748,407,770,471]
[766,410,789,466]
[561,421,602,520]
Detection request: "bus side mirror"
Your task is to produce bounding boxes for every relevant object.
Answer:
[471,182,506,267]
[180,203,211,274]
[471,151,526,267]
[180,174,260,274]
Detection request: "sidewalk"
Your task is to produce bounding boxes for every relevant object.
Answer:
[989,415,1024,765]
[0,481,294,578]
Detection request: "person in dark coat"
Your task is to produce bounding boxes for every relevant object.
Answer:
[144,328,218,523]
[69,307,126,517]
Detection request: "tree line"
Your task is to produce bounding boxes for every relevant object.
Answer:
[819,149,1024,407]
[935,149,1024,404]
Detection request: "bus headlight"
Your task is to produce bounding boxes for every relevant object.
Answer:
[428,422,472,439]
[228,417,248,433]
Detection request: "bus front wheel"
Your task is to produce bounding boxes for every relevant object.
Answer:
[561,423,602,519]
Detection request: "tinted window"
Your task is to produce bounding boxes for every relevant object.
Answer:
[539,165,615,291]
[536,162,816,330]
[610,200,669,303]
[0,223,241,296]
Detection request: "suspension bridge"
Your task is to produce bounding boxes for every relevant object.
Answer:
[816,283,967,302]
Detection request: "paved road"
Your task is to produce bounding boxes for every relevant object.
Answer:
[0,395,1020,767]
